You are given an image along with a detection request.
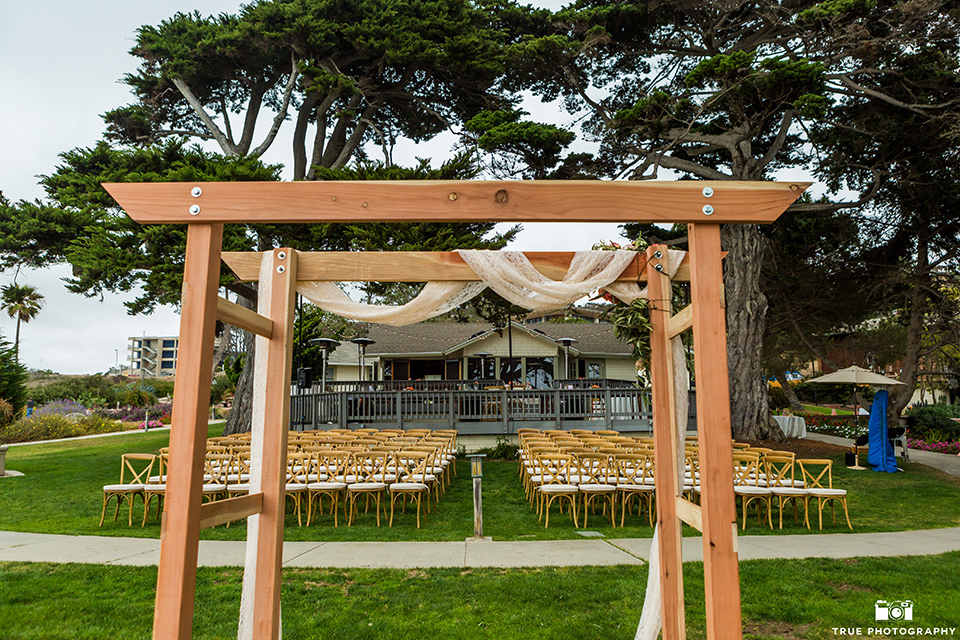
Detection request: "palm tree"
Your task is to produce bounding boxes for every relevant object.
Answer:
[1,283,45,362]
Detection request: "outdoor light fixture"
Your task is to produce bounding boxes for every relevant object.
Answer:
[308,337,340,390]
[468,453,486,538]
[557,337,578,380]
[351,337,376,383]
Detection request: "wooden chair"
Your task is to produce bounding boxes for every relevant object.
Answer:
[797,459,852,530]
[574,452,617,527]
[347,451,389,526]
[100,453,155,527]
[763,455,809,529]
[732,453,772,529]
[388,451,431,528]
[535,453,579,528]
[616,452,656,527]
[306,450,350,526]
[284,452,310,526]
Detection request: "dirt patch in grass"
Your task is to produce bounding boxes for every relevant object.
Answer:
[826,581,870,593]
[744,620,816,640]
[745,438,848,458]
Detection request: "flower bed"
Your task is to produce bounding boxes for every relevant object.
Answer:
[906,438,960,455]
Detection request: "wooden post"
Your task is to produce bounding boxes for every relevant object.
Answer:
[152,223,223,640]
[241,249,297,640]
[646,244,686,640]
[687,224,743,640]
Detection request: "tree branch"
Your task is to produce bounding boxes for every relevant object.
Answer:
[250,56,301,158]
[171,77,237,156]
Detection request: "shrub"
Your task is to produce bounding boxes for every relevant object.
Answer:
[803,413,868,439]
[35,399,87,417]
[121,386,158,407]
[0,337,27,412]
[903,404,960,442]
[210,374,235,405]
[100,403,171,423]
[0,413,119,444]
[26,375,120,405]
[906,438,960,455]
[767,385,790,411]
[0,399,13,428]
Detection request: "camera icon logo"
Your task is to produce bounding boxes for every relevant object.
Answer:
[875,600,913,621]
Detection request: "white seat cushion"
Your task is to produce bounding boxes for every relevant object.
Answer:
[285,483,308,491]
[540,484,578,493]
[226,483,249,492]
[307,482,346,491]
[578,484,616,492]
[617,483,654,492]
[349,482,386,491]
[770,487,807,496]
[104,484,144,492]
[203,483,227,493]
[389,482,428,491]
[807,488,846,497]
[734,486,771,495]
[144,484,166,492]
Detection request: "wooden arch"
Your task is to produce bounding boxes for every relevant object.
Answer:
[105,179,807,640]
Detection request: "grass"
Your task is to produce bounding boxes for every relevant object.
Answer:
[0,553,958,638]
[1,428,959,541]
[802,404,854,415]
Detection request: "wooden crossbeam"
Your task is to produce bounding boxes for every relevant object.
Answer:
[216,297,273,338]
[199,493,263,530]
[222,250,690,283]
[675,497,703,532]
[668,305,694,338]
[103,180,809,225]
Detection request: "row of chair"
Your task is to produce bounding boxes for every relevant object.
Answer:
[99,429,458,529]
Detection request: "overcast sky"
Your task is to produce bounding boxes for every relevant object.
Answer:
[0,0,632,374]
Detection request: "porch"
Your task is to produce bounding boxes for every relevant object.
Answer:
[290,379,698,434]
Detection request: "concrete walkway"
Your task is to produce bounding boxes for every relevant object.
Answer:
[2,527,959,568]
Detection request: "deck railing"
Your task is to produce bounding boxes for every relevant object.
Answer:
[289,385,698,434]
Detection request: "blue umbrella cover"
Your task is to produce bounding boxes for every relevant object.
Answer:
[867,390,898,473]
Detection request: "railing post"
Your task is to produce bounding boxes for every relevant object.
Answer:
[448,390,456,427]
[501,389,508,434]
[604,387,612,429]
[396,391,403,429]
[554,387,562,428]
[339,391,347,429]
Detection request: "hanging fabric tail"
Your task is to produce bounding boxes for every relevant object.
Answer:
[866,390,897,473]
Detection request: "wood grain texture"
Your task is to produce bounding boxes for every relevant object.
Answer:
[222,250,693,282]
[153,224,223,640]
[668,304,694,339]
[687,223,743,640]
[252,249,297,640]
[216,297,273,338]
[199,493,263,530]
[104,180,808,224]
[646,244,687,640]
[675,497,703,532]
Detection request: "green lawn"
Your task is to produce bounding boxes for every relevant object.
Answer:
[802,404,854,415]
[1,428,958,541]
[1,553,958,639]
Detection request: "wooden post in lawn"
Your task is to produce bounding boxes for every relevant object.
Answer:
[153,223,223,640]
[688,223,743,640]
[646,245,686,640]
[238,249,298,640]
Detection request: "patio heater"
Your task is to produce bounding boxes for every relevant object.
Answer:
[474,351,492,382]
[557,337,578,381]
[351,337,376,384]
[308,337,340,391]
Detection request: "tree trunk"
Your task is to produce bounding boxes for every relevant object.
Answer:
[774,370,803,412]
[888,233,929,423]
[722,224,785,441]
[222,294,257,436]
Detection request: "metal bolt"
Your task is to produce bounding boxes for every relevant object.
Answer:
[277,251,286,260]
[362,202,368,208]
[702,186,714,198]
[448,192,459,201]
[655,263,664,272]
[277,265,285,273]
[332,196,337,201]
[702,205,714,215]
[654,250,663,259]
[189,205,200,215]
[495,189,508,203]
[191,187,202,198]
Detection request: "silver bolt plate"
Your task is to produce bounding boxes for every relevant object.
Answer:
[702,204,714,215]
[277,265,286,273]
[189,205,200,215]
[702,186,714,198]
[191,187,202,198]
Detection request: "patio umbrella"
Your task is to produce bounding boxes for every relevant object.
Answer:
[807,366,905,471]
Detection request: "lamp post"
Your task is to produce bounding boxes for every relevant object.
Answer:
[468,453,486,539]
[351,337,376,384]
[473,351,492,382]
[308,337,340,391]
[557,338,578,381]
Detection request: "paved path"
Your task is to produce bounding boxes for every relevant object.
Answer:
[2,527,959,568]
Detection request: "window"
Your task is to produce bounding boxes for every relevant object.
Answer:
[445,359,461,380]
[466,357,496,380]
[162,339,176,348]
[499,358,522,385]
[525,358,554,389]
[577,359,604,379]
[161,361,175,369]
[133,340,141,348]
[162,350,175,359]
[133,362,140,369]
[391,360,410,381]
[133,350,141,359]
